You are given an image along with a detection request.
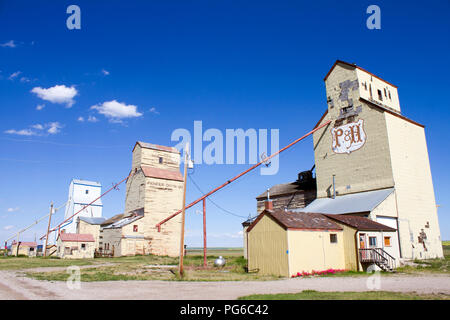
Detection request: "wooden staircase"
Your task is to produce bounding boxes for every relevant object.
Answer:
[359,248,396,272]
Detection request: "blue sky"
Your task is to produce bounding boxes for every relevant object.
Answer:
[0,0,449,247]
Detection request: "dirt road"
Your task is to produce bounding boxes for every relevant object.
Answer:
[0,270,449,300]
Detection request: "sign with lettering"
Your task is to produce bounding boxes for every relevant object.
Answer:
[331,119,366,154]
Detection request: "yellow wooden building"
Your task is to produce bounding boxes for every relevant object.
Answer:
[246,209,346,277]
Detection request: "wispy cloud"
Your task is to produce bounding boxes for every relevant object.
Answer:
[7,207,19,213]
[0,40,16,48]
[4,122,63,136]
[149,107,160,115]
[36,104,45,111]
[8,71,21,80]
[31,85,78,108]
[3,225,14,231]
[101,69,110,76]
[91,100,143,122]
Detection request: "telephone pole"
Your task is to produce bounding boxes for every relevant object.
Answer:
[44,202,54,257]
[178,142,189,276]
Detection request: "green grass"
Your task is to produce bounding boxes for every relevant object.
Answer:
[238,290,450,300]
[23,253,280,282]
[396,245,450,274]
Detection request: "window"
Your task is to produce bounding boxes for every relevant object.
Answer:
[369,236,377,247]
[388,91,392,100]
[64,247,71,255]
[159,157,163,164]
[384,236,391,247]
[81,243,86,250]
[377,90,383,101]
[29,247,34,252]
[330,234,338,243]
[384,88,387,97]
[133,225,138,232]
[85,190,89,194]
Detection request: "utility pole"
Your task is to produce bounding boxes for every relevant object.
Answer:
[178,142,189,277]
[203,198,207,268]
[44,202,54,257]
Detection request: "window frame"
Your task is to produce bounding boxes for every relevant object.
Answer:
[369,236,377,247]
[329,233,338,244]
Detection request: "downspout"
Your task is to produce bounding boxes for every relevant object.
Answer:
[332,175,336,199]
[393,190,404,258]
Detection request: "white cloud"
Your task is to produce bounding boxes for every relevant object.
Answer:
[149,107,160,115]
[36,104,45,111]
[7,207,19,213]
[4,129,36,136]
[91,100,143,121]
[101,69,110,75]
[77,116,85,122]
[4,122,63,136]
[87,116,98,122]
[47,122,62,134]
[0,40,16,48]
[31,85,78,108]
[20,76,30,83]
[31,124,44,130]
[8,71,21,80]
[3,225,14,231]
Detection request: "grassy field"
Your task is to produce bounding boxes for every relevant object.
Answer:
[396,245,450,274]
[238,290,450,300]
[1,248,279,282]
[2,245,449,282]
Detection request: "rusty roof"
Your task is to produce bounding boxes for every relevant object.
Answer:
[11,241,37,247]
[247,209,342,233]
[256,182,315,199]
[58,233,95,242]
[324,214,396,232]
[133,141,180,154]
[324,60,398,88]
[101,213,125,226]
[141,165,183,182]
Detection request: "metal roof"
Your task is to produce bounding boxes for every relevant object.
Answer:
[141,166,183,182]
[324,214,396,232]
[79,217,106,225]
[247,210,342,233]
[72,179,101,187]
[292,188,394,215]
[133,141,180,154]
[102,208,144,229]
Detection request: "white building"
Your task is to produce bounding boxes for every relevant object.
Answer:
[62,179,103,234]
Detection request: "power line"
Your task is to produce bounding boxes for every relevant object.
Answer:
[188,174,247,219]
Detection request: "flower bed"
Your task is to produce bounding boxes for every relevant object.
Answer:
[291,268,347,278]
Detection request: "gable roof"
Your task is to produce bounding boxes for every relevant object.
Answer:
[141,166,183,182]
[133,141,179,154]
[293,188,394,215]
[58,233,95,242]
[247,209,342,233]
[325,214,396,232]
[11,241,37,247]
[324,60,398,88]
[256,181,315,199]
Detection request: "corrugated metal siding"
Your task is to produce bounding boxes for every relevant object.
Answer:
[247,215,289,276]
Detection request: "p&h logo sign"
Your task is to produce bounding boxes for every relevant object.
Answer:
[331,119,366,154]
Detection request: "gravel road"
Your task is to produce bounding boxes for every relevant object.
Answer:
[0,270,449,300]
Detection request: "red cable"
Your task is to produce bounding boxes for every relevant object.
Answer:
[40,172,133,240]
[156,120,332,231]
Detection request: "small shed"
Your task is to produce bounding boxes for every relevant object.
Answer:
[246,209,345,277]
[325,214,400,271]
[10,241,37,257]
[57,233,95,259]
